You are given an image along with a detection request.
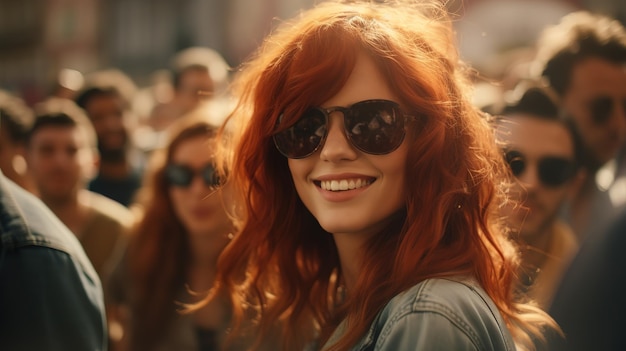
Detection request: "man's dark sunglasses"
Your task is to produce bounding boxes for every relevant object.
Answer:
[589,96,626,125]
[165,163,224,188]
[504,150,576,188]
[273,99,412,159]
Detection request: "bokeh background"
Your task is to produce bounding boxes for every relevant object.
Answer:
[1,0,625,106]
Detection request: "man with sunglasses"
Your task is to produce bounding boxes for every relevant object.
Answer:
[533,11,626,240]
[494,83,584,310]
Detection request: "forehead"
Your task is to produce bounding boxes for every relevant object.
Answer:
[568,57,626,98]
[496,114,574,157]
[171,135,215,164]
[322,52,398,107]
[179,69,212,86]
[85,93,123,110]
[30,126,88,147]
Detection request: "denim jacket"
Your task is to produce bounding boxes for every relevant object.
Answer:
[0,172,107,351]
[323,277,516,351]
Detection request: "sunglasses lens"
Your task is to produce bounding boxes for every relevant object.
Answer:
[273,108,327,159]
[202,164,223,188]
[590,96,613,125]
[345,100,405,154]
[165,165,192,187]
[538,157,574,187]
[504,150,525,177]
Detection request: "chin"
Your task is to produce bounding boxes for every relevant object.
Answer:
[318,220,370,236]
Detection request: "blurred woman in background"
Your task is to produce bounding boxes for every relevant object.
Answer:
[108,109,237,351]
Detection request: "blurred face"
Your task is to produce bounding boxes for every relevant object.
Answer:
[26,126,95,201]
[287,52,408,239]
[561,58,626,167]
[496,115,576,241]
[176,68,214,112]
[168,135,233,237]
[82,94,129,160]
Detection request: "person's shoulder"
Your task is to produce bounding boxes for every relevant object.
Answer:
[385,276,510,335]
[392,276,492,311]
[370,277,516,350]
[0,172,100,281]
[1,173,79,251]
[84,190,135,229]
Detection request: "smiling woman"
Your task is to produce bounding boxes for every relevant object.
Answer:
[203,1,559,350]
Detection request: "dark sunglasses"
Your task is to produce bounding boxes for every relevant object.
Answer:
[588,96,626,125]
[504,150,576,188]
[273,99,412,159]
[165,163,224,188]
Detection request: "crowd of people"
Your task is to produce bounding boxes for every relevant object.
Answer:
[1,1,626,350]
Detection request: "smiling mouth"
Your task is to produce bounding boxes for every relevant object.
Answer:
[316,178,374,191]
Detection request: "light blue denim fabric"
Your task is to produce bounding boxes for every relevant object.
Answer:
[324,277,516,351]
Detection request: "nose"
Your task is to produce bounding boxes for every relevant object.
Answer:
[102,112,125,132]
[319,113,358,162]
[516,163,540,192]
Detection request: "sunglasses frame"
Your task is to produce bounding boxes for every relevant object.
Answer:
[503,150,576,188]
[273,99,413,159]
[588,96,626,125]
[165,163,224,189]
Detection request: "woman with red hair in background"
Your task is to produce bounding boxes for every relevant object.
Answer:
[203,1,559,350]
[108,111,239,351]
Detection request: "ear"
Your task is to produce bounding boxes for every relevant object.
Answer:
[24,144,35,167]
[12,144,28,175]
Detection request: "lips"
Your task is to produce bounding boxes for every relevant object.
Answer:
[313,173,377,193]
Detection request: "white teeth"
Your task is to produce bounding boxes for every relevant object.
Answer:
[321,178,371,191]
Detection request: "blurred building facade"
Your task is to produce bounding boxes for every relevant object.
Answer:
[0,0,314,104]
[0,0,624,105]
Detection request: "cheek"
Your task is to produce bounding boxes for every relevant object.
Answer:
[288,158,309,185]
[384,143,409,181]
[544,188,570,205]
[169,189,187,216]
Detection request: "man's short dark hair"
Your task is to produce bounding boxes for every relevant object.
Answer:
[75,86,123,111]
[497,82,585,169]
[534,11,626,95]
[29,98,98,151]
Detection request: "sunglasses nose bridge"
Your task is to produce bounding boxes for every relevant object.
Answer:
[319,109,358,160]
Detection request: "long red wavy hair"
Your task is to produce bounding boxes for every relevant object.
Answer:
[127,115,219,351]
[213,1,555,350]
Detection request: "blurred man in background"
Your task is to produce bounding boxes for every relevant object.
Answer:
[533,10,626,240]
[25,97,134,281]
[494,82,583,310]
[76,69,142,207]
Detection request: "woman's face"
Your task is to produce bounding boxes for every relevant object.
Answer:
[287,52,409,239]
[168,135,233,237]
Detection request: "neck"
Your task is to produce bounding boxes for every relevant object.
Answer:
[188,230,232,269]
[185,232,232,296]
[333,233,368,292]
[42,190,79,214]
[42,189,90,236]
[518,222,556,273]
